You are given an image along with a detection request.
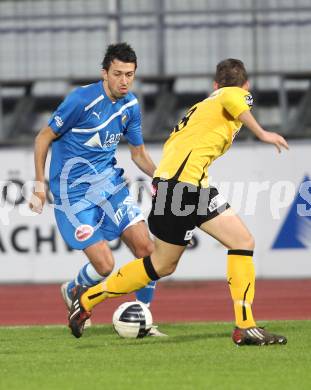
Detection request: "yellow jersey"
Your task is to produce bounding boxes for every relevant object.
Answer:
[154,86,253,187]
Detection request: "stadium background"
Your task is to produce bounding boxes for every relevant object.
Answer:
[0,0,310,324]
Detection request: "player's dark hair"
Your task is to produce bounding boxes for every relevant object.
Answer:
[215,58,248,88]
[101,42,137,70]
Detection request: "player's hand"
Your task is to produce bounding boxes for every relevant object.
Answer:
[260,131,289,153]
[29,191,46,214]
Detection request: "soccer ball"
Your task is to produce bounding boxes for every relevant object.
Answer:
[112,301,153,338]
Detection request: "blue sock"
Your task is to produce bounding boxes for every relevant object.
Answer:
[135,281,157,306]
[67,280,76,299]
[67,263,104,299]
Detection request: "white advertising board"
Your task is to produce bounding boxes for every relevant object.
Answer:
[0,141,310,282]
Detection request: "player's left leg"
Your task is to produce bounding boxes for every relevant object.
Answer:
[199,208,287,345]
[107,190,156,308]
[121,221,167,336]
[121,221,155,305]
[199,208,256,328]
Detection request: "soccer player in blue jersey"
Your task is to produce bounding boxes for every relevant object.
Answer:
[29,42,164,336]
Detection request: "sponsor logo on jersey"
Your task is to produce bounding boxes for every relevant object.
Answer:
[75,224,94,242]
[245,94,253,109]
[92,111,101,119]
[102,131,122,148]
[84,131,122,149]
[55,116,64,128]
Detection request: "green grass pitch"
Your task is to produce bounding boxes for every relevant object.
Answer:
[1,320,310,390]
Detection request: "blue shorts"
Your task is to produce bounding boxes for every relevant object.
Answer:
[54,184,144,250]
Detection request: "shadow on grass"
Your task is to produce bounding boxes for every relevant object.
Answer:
[76,328,229,349]
[125,332,229,346]
[86,326,114,336]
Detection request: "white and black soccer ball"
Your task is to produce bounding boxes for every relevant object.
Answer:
[112,301,153,338]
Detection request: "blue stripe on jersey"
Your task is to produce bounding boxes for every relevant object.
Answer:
[48,81,144,200]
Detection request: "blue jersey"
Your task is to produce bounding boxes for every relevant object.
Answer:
[48,81,143,201]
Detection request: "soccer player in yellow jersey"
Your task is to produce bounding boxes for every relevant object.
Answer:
[68,58,289,345]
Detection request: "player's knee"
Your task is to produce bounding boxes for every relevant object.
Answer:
[154,259,178,278]
[228,232,255,251]
[93,257,114,276]
[133,241,154,259]
[157,261,178,277]
[245,233,255,250]
[238,233,255,250]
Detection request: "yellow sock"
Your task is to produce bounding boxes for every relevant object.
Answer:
[82,257,157,311]
[81,281,106,311]
[227,250,256,328]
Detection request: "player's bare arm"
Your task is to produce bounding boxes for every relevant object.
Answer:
[239,110,289,153]
[29,126,59,213]
[129,144,156,178]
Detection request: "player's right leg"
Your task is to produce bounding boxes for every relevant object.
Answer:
[55,205,115,327]
[120,220,158,310]
[61,241,114,308]
[61,242,113,329]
